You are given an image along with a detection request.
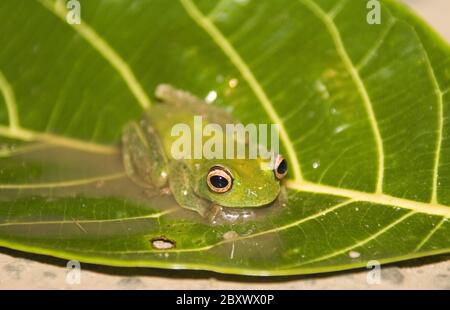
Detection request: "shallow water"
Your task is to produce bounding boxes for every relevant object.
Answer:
[0,143,286,227]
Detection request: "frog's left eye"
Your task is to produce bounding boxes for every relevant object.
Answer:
[274,154,288,180]
[207,166,233,193]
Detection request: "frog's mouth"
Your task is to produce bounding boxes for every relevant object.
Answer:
[208,191,281,209]
[207,195,285,224]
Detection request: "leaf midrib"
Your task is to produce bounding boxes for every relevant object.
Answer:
[287,180,450,217]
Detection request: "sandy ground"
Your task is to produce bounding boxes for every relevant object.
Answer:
[0,0,449,289]
[0,248,449,289]
[405,0,450,42]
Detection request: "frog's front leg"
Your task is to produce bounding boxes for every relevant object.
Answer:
[169,161,220,219]
[122,120,168,189]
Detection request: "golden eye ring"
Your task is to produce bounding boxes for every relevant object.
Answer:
[207,166,233,193]
[274,154,288,180]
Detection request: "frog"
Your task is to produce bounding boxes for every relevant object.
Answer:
[121,84,288,220]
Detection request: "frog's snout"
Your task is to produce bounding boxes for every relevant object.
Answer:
[241,184,280,207]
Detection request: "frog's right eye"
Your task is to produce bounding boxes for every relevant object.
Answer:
[274,154,288,180]
[207,166,233,193]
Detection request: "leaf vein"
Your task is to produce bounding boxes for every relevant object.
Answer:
[99,199,355,254]
[0,209,176,228]
[414,217,446,252]
[0,143,53,158]
[0,172,126,189]
[328,0,349,19]
[36,0,152,110]
[356,18,396,70]
[0,70,20,131]
[179,0,303,182]
[300,0,385,193]
[0,125,117,154]
[286,180,450,217]
[295,211,415,267]
[411,32,444,204]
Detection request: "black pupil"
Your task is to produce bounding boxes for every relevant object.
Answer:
[210,175,229,188]
[277,159,287,175]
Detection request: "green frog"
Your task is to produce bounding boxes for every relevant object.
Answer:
[122,84,287,220]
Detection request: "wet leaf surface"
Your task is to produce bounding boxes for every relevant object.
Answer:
[0,0,449,275]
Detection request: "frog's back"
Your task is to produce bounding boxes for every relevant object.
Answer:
[144,85,235,159]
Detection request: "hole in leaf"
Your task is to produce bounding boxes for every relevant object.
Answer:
[151,236,176,250]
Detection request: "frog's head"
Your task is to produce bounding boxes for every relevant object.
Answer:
[194,155,288,208]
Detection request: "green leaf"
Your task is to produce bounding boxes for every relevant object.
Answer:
[0,0,449,276]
